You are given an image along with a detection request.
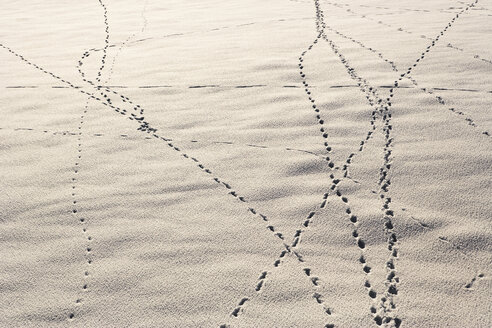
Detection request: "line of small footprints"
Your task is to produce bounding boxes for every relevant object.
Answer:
[317,12,388,138]
[68,102,92,317]
[399,1,490,137]
[314,2,405,326]
[77,19,146,123]
[419,87,490,137]
[402,30,490,136]
[377,105,400,326]
[447,42,492,65]
[68,101,93,321]
[318,24,398,180]
[69,0,110,321]
[96,0,109,83]
[356,0,480,320]
[300,2,389,326]
[104,1,148,85]
[380,0,483,316]
[299,35,336,169]
[0,40,135,130]
[305,22,391,184]
[316,4,386,324]
[301,14,410,323]
[372,1,482,324]
[297,28,342,327]
[315,8,391,186]
[373,12,466,320]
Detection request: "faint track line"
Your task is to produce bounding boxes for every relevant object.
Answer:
[68,0,110,321]
[104,1,148,84]
[82,16,315,55]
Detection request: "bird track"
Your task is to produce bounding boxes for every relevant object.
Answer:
[68,0,110,321]
[0,0,485,326]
